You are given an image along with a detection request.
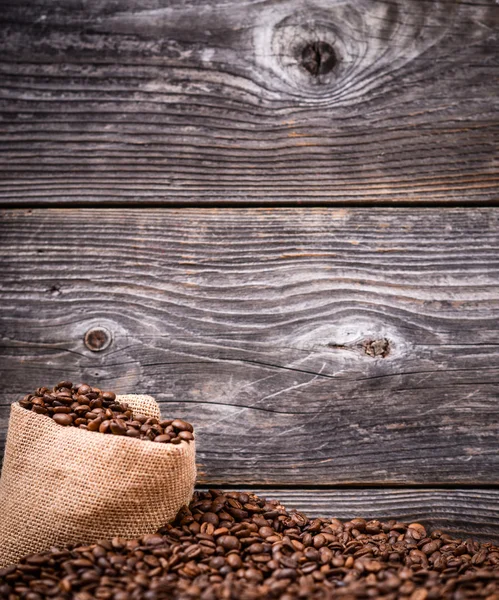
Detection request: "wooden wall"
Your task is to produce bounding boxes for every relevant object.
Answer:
[1,0,498,540]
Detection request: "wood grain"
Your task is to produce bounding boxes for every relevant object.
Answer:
[0,0,497,205]
[1,207,499,485]
[237,489,499,542]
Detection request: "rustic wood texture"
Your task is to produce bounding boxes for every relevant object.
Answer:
[1,207,499,486]
[0,0,498,205]
[245,489,499,542]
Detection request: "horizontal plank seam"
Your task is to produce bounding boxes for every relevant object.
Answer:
[1,199,499,209]
[199,483,499,491]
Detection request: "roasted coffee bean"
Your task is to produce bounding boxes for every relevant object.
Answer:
[218,535,240,551]
[201,512,219,526]
[76,394,90,405]
[408,523,427,540]
[57,380,73,389]
[77,384,91,395]
[18,382,195,446]
[171,419,193,432]
[52,413,72,426]
[153,434,171,443]
[313,534,326,549]
[3,490,499,599]
[110,420,127,435]
[126,429,140,438]
[99,419,111,434]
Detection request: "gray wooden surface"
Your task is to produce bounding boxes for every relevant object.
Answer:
[1,208,499,486]
[0,0,497,205]
[1,0,498,541]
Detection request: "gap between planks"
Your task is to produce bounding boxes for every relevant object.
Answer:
[2,200,499,209]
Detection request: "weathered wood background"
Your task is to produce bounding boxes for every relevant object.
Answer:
[0,0,497,205]
[1,0,498,540]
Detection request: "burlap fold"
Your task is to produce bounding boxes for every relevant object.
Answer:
[0,395,196,567]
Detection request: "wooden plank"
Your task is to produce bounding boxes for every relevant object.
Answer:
[0,0,497,205]
[1,207,499,484]
[234,489,499,543]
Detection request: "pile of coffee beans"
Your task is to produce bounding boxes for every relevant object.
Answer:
[18,381,194,444]
[2,490,498,599]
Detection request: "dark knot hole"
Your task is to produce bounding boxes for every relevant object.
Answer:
[84,327,112,352]
[301,41,337,76]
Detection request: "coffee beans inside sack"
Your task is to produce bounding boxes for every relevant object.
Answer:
[19,381,195,444]
[1,490,499,600]
[0,383,196,567]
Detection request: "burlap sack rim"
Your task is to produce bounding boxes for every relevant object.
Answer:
[8,401,193,456]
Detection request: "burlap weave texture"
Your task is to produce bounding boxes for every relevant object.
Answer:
[0,395,196,567]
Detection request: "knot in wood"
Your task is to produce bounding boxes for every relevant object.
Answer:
[363,338,390,359]
[84,327,112,352]
[301,41,336,76]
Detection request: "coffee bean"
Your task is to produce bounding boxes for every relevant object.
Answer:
[76,395,90,404]
[87,417,102,432]
[321,547,334,564]
[126,429,140,438]
[422,540,440,555]
[350,518,366,531]
[78,384,92,395]
[408,523,427,540]
[99,419,111,434]
[259,526,274,539]
[313,534,326,549]
[224,553,242,570]
[53,406,72,414]
[153,434,171,443]
[19,382,195,446]
[142,534,164,546]
[110,420,127,435]
[52,413,73,426]
[304,547,319,561]
[171,419,193,432]
[201,512,219,527]
[218,535,240,551]
[245,542,263,554]
[57,380,73,389]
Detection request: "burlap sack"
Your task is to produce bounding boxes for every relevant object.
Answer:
[0,395,196,567]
